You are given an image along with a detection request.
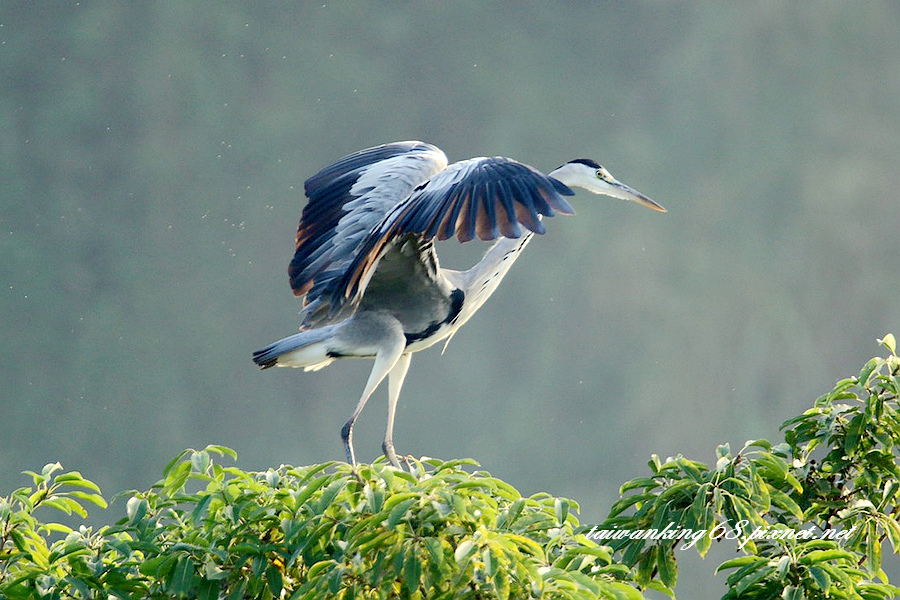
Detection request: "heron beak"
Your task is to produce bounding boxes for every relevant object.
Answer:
[604,179,667,213]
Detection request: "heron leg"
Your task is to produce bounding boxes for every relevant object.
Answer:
[340,332,405,467]
[383,352,412,468]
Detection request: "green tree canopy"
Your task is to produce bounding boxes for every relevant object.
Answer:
[2,337,898,599]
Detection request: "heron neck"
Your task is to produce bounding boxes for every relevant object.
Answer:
[456,232,535,321]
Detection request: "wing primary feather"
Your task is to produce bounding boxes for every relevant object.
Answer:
[538,183,575,215]
[476,180,499,240]
[423,190,454,239]
[510,178,546,234]
[547,178,576,214]
[495,179,523,238]
[549,176,575,196]
[515,176,552,216]
[456,185,477,242]
[437,191,465,241]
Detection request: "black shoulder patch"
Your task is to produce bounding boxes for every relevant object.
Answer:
[404,288,465,344]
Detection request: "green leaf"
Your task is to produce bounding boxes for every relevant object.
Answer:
[195,580,221,600]
[808,565,830,591]
[43,496,87,518]
[878,334,896,355]
[204,444,238,460]
[387,496,418,528]
[678,457,706,482]
[168,556,196,596]
[499,498,525,529]
[191,450,211,474]
[781,471,804,495]
[139,554,178,578]
[494,560,511,600]
[735,565,775,596]
[404,551,421,593]
[882,516,900,552]
[620,477,660,494]
[799,549,856,564]
[126,496,148,524]
[819,562,854,590]
[505,533,544,558]
[316,478,348,512]
[41,462,63,478]
[866,520,882,574]
[164,460,192,495]
[775,554,792,578]
[689,482,710,523]
[424,536,444,565]
[781,585,803,600]
[54,472,102,493]
[657,546,677,589]
[716,443,731,459]
[646,580,676,599]
[306,559,336,580]
[104,536,134,558]
[554,498,569,525]
[859,357,881,387]
[454,480,494,491]
[769,488,803,520]
[454,539,476,564]
[755,452,788,481]
[602,580,645,600]
[190,492,213,524]
[635,543,656,584]
[608,492,657,518]
[746,439,772,450]
[266,564,284,597]
[291,474,331,509]
[69,490,108,509]
[355,529,395,554]
[717,555,765,573]
[843,414,865,456]
[431,457,479,471]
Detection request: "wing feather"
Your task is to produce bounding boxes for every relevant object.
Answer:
[510,177,545,234]
[476,179,499,240]
[287,141,446,316]
[436,190,466,241]
[495,179,523,238]
[329,155,576,315]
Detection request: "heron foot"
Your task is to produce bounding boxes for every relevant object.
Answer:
[382,440,402,469]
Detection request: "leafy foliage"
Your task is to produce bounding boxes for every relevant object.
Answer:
[2,336,898,599]
[1,449,641,599]
[600,335,900,599]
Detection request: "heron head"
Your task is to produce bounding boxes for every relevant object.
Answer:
[550,158,666,213]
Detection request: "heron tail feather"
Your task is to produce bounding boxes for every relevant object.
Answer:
[252,325,340,370]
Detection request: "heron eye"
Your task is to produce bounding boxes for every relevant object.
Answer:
[596,169,606,179]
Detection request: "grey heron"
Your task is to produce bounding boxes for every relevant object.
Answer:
[253,141,665,468]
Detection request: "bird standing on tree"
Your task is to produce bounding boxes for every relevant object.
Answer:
[253,141,665,468]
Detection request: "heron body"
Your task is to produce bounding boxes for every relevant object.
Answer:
[253,141,665,467]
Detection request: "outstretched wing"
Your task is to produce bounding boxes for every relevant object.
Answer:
[288,141,447,324]
[329,155,576,315]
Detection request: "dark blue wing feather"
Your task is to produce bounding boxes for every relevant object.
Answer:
[288,141,447,305]
[328,155,576,314]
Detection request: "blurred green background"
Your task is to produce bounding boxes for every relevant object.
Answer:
[2,3,899,596]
